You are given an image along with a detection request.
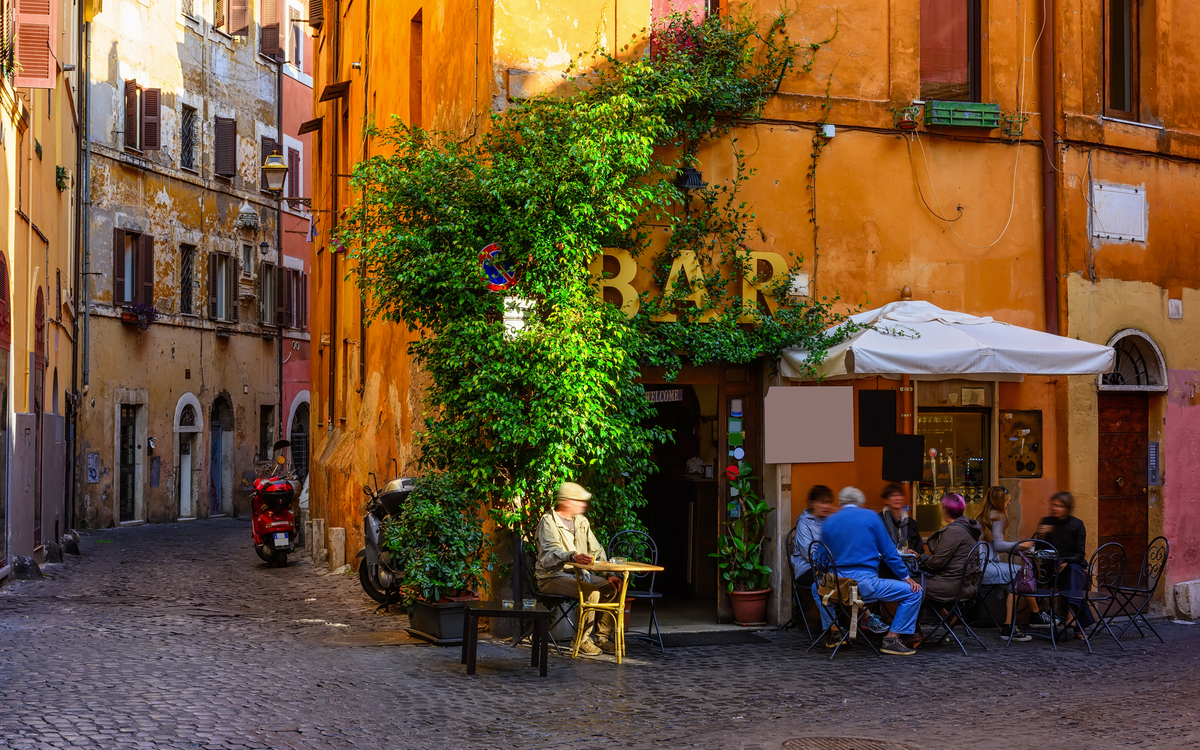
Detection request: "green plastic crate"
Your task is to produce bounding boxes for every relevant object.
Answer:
[924,101,1001,129]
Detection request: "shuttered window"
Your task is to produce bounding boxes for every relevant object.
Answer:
[214,0,225,31]
[215,117,237,178]
[14,0,55,89]
[275,265,288,327]
[122,80,160,151]
[919,0,982,102]
[309,0,323,28]
[261,0,282,59]
[260,136,280,191]
[112,230,155,307]
[1106,0,1138,118]
[287,147,301,201]
[259,261,275,326]
[208,253,238,321]
[0,253,11,351]
[142,88,161,150]
[230,0,249,36]
[124,80,140,150]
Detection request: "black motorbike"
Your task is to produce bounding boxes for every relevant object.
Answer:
[356,473,414,607]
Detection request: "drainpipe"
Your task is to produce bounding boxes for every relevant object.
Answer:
[69,16,90,533]
[277,61,284,444]
[1039,0,1059,335]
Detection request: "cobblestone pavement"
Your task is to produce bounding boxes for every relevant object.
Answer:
[2,520,1200,750]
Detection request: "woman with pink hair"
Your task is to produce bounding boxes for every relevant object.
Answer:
[917,493,984,604]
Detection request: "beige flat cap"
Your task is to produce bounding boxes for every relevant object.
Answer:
[556,482,592,502]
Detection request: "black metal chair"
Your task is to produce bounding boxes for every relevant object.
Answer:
[1004,539,1062,650]
[919,541,990,656]
[511,536,577,656]
[1107,536,1169,643]
[804,540,881,659]
[607,530,664,654]
[1058,542,1127,654]
[782,527,815,641]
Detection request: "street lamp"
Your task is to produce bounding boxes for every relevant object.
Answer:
[261,151,289,194]
[674,165,707,193]
[259,240,270,256]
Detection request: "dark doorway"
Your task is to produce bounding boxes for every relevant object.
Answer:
[640,384,720,602]
[33,288,45,546]
[290,402,310,481]
[1098,393,1149,567]
[119,406,137,522]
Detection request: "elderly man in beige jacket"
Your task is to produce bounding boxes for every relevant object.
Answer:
[536,482,622,655]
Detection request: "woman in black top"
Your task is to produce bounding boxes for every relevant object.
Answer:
[1037,491,1091,632]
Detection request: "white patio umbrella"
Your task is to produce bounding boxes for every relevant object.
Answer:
[780,300,1115,381]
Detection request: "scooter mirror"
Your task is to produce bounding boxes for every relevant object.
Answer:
[276,455,287,465]
[362,485,374,496]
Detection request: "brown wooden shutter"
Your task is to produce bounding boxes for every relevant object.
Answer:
[208,253,218,318]
[260,136,279,190]
[261,0,281,58]
[14,0,55,89]
[258,261,268,324]
[287,269,298,327]
[300,273,307,329]
[308,0,323,27]
[0,255,10,351]
[142,89,161,151]
[287,147,300,200]
[230,0,249,36]
[230,256,239,322]
[274,265,286,327]
[139,234,155,307]
[113,228,126,305]
[215,117,236,177]
[214,0,225,30]
[124,81,138,150]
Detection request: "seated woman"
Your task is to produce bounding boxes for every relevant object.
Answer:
[918,493,983,607]
[976,486,1047,641]
[1037,491,1091,635]
[790,485,835,630]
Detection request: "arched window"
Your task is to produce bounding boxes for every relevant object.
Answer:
[180,404,196,427]
[1100,329,1167,391]
[290,402,310,480]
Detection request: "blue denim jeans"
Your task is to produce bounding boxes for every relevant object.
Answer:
[813,569,924,635]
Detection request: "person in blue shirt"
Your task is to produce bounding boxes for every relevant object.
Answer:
[812,486,924,656]
[791,485,835,630]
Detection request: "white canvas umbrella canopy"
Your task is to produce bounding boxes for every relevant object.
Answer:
[780,300,1115,381]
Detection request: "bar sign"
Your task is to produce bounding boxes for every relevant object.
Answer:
[1148,441,1160,487]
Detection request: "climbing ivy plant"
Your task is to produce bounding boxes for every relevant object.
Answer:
[339,8,851,545]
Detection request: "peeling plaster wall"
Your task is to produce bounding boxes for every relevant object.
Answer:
[75,0,286,528]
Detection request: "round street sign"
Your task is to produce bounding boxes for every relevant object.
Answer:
[479,243,516,292]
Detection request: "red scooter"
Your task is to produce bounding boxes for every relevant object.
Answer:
[250,440,301,568]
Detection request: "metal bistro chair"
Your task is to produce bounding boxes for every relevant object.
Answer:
[920,541,990,656]
[511,537,577,656]
[1108,536,1169,643]
[804,540,881,660]
[607,530,665,654]
[782,528,815,641]
[1059,542,1127,654]
[1004,539,1062,650]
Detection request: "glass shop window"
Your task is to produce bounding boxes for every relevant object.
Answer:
[914,410,990,532]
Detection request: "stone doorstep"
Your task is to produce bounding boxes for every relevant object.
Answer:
[1174,579,1200,620]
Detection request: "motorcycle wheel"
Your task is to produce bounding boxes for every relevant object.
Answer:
[255,545,272,563]
[271,549,288,568]
[358,560,390,603]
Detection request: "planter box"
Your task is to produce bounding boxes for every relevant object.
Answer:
[924,100,1001,129]
[406,600,468,646]
[120,310,140,326]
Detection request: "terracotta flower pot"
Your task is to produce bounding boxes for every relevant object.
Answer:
[729,588,770,626]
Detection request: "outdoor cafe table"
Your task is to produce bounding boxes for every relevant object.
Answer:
[566,560,664,664]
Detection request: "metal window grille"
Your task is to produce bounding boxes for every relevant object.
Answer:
[180,245,195,315]
[182,0,194,17]
[290,403,310,480]
[180,106,196,170]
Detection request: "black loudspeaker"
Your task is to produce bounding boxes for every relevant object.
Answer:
[882,434,925,482]
[858,390,897,447]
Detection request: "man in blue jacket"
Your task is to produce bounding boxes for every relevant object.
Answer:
[812,486,924,656]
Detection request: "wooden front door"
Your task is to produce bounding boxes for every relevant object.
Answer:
[1097,393,1149,567]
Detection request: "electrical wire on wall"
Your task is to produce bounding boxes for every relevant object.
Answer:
[907,0,1046,250]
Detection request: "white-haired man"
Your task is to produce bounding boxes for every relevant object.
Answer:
[811,486,924,656]
[535,482,622,655]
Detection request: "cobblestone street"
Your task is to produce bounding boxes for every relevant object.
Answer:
[1,520,1199,750]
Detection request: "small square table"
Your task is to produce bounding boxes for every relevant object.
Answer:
[461,601,551,676]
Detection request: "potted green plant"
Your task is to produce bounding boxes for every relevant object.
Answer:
[710,462,774,625]
[383,473,493,645]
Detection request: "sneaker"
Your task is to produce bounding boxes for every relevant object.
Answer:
[1000,624,1033,642]
[1029,610,1057,629]
[824,627,847,649]
[576,638,601,656]
[880,635,917,656]
[862,612,889,634]
[595,637,617,654]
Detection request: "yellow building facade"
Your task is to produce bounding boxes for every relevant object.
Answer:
[309,0,1197,620]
